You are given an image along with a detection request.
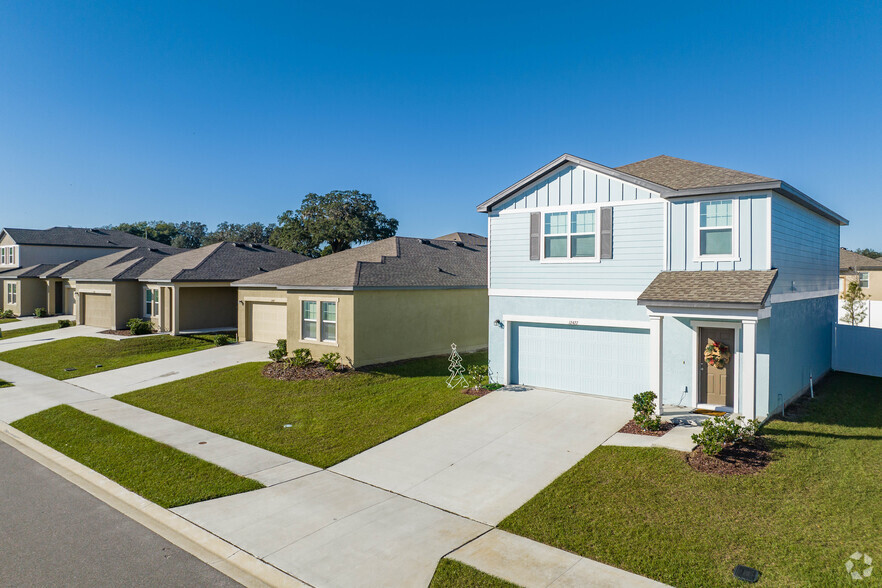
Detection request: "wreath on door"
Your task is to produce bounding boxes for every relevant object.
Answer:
[704,340,731,369]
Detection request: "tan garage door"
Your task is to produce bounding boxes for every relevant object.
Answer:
[82,293,113,329]
[248,302,287,343]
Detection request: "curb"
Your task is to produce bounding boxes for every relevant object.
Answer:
[0,421,309,588]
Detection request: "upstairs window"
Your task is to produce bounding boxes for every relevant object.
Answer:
[543,210,597,260]
[860,272,870,289]
[0,246,13,266]
[698,200,735,257]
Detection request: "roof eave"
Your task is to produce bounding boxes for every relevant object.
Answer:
[637,299,765,310]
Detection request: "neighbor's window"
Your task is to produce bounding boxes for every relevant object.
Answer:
[301,300,337,343]
[144,288,159,317]
[0,246,15,266]
[6,283,16,304]
[0,248,5,265]
[698,200,734,256]
[543,210,597,260]
[860,272,870,289]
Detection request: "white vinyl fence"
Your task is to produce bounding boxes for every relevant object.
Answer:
[838,299,882,329]
[832,323,882,378]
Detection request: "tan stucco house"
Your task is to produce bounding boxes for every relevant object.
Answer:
[233,233,488,367]
[0,260,84,317]
[839,248,882,299]
[137,242,307,334]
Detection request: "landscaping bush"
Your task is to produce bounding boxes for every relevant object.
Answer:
[34,308,48,318]
[287,348,312,368]
[691,414,761,456]
[213,334,231,347]
[319,352,341,371]
[0,310,15,319]
[57,319,72,328]
[632,390,661,431]
[465,364,489,390]
[126,318,154,336]
[268,339,287,362]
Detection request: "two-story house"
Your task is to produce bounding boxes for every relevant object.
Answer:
[478,154,847,420]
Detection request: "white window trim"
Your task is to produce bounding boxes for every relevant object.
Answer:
[0,246,16,267]
[298,296,339,346]
[690,320,742,414]
[859,272,870,289]
[6,282,17,305]
[143,287,160,318]
[540,206,600,264]
[693,199,740,262]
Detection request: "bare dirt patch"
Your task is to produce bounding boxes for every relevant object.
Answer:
[262,362,351,382]
[685,437,772,476]
[618,419,676,436]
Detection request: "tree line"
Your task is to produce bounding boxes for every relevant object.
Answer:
[106,190,398,258]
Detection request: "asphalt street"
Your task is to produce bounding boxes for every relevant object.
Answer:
[0,440,242,587]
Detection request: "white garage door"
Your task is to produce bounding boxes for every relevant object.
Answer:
[82,293,113,329]
[511,322,650,399]
[248,302,287,343]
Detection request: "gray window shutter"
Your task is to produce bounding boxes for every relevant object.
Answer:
[600,207,613,259]
[529,212,540,260]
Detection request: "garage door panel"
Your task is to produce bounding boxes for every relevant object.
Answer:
[249,302,287,343]
[83,293,113,329]
[511,323,649,399]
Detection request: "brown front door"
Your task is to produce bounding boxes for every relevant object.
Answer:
[698,327,735,407]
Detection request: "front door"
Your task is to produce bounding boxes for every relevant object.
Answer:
[698,327,735,408]
[54,282,63,313]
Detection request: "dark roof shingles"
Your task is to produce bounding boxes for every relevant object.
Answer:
[139,242,308,282]
[2,227,171,249]
[637,270,778,306]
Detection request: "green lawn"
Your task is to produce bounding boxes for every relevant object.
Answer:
[0,379,11,388]
[12,405,262,507]
[429,559,519,588]
[0,317,20,324]
[118,352,487,468]
[499,372,882,588]
[0,323,61,339]
[0,335,215,379]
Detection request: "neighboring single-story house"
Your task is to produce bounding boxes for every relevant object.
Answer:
[137,242,307,334]
[479,153,847,420]
[839,248,882,297]
[64,246,182,330]
[0,260,84,317]
[232,233,488,367]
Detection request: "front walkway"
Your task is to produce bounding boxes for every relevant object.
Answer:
[66,342,273,396]
[0,362,103,422]
[0,315,75,332]
[0,325,107,352]
[330,387,633,525]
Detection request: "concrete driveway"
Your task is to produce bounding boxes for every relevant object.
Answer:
[331,387,633,525]
[0,325,107,352]
[66,341,273,396]
[0,315,75,332]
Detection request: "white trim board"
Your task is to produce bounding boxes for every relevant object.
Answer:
[691,320,743,414]
[497,197,664,216]
[768,289,837,304]
[490,289,640,300]
[502,314,650,330]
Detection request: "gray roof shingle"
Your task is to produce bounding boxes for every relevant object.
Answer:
[62,246,182,281]
[0,264,59,279]
[616,155,774,190]
[234,235,487,289]
[138,242,308,282]
[2,227,171,249]
[839,249,882,272]
[638,270,778,308]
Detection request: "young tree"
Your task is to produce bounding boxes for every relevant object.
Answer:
[842,280,869,326]
[270,190,398,257]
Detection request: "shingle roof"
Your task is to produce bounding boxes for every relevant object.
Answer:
[234,235,487,289]
[0,264,59,279]
[637,270,778,308]
[138,242,308,282]
[435,232,486,245]
[616,155,774,190]
[62,246,182,281]
[839,249,882,272]
[2,227,171,249]
[40,260,86,278]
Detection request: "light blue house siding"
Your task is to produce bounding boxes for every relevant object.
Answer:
[668,194,770,271]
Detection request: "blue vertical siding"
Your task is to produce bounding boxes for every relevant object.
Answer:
[770,194,839,295]
[489,201,664,291]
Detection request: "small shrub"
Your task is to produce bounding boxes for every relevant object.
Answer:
[0,328,3,338]
[0,310,15,319]
[287,348,313,368]
[213,334,231,346]
[126,318,153,335]
[268,339,288,362]
[57,319,72,328]
[632,390,661,431]
[34,308,48,318]
[319,352,341,371]
[465,365,489,390]
[691,415,761,456]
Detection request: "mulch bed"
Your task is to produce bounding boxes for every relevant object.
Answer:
[462,387,493,397]
[618,419,675,436]
[685,437,772,476]
[262,361,351,381]
[99,329,139,336]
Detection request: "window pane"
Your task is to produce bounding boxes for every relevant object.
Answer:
[571,234,596,257]
[544,212,567,235]
[145,290,152,303]
[302,300,317,320]
[545,236,567,258]
[700,200,732,228]
[302,320,316,339]
[322,322,337,342]
[570,210,595,234]
[700,228,733,255]
[860,273,869,288]
[321,301,336,322]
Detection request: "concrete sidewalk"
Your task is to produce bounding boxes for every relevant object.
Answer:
[0,315,75,332]
[67,341,273,396]
[0,325,108,352]
[0,362,103,422]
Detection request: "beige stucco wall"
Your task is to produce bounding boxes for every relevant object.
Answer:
[237,288,288,343]
[841,269,882,300]
[285,290,355,365]
[352,288,488,367]
[114,281,143,329]
[178,286,237,331]
[3,278,48,316]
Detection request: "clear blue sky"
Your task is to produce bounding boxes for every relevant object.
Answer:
[1,1,880,248]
